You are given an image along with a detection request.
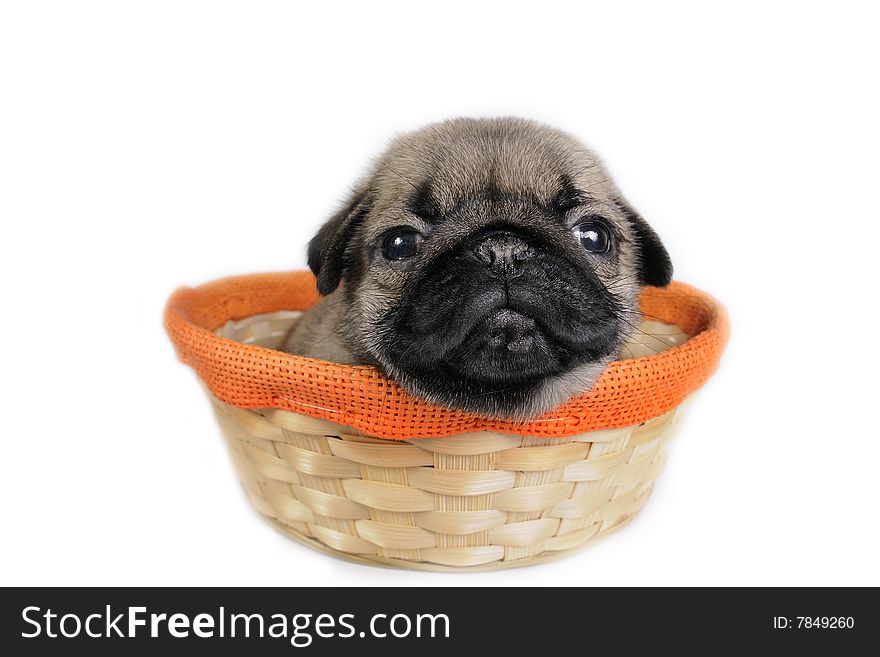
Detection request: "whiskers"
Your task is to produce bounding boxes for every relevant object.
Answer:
[588,269,691,360]
[299,323,348,353]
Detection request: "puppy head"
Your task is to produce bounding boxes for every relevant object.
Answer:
[308,117,671,418]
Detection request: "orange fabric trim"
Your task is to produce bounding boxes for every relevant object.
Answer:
[164,271,729,440]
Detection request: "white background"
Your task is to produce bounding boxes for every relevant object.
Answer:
[2,1,878,586]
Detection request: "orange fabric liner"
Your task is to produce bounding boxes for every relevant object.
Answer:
[165,271,728,440]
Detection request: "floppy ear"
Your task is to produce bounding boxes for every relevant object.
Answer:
[615,197,673,287]
[307,185,371,296]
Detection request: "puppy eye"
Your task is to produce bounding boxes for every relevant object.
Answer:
[382,230,423,260]
[573,220,611,253]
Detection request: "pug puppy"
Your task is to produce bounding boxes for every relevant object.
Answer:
[282,117,672,419]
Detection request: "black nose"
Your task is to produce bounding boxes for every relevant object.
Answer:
[473,231,536,279]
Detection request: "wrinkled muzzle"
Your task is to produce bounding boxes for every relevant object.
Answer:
[387,227,622,384]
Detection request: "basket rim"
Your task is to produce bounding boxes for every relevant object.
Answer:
[164,270,728,439]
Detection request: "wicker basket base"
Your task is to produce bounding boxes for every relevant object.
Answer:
[260,493,646,572]
[201,310,687,571]
[207,391,682,571]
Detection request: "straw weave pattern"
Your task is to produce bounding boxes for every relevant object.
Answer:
[211,389,682,570]
[166,272,726,568]
[204,308,687,569]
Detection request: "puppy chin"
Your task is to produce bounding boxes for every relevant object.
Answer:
[389,356,614,421]
[381,310,620,420]
[448,308,560,384]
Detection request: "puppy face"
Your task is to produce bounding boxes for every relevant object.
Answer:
[307,118,671,418]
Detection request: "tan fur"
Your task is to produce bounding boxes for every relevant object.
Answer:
[282,117,662,418]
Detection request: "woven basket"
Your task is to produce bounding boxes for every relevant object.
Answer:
[166,271,727,571]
